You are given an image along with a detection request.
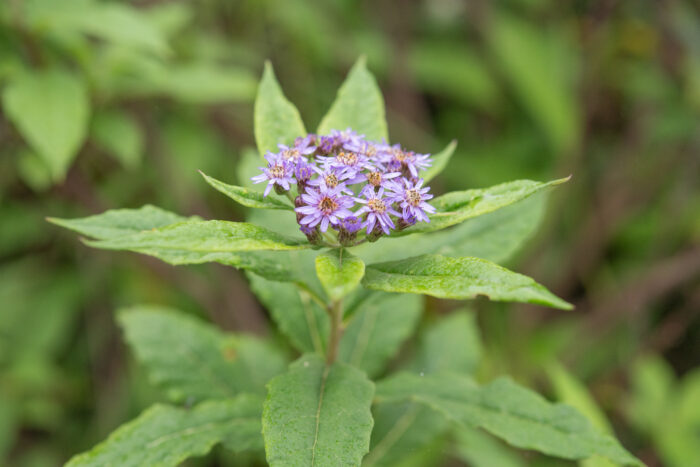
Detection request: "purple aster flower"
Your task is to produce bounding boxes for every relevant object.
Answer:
[278,142,314,167]
[355,188,401,235]
[318,150,373,177]
[391,178,435,223]
[251,155,295,196]
[295,185,354,232]
[308,165,354,194]
[330,128,364,149]
[339,216,363,234]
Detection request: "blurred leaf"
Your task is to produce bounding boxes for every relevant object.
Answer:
[16,150,53,192]
[453,427,525,467]
[422,140,457,183]
[92,109,143,170]
[200,171,293,210]
[262,354,374,466]
[376,373,642,466]
[364,401,449,467]
[657,370,700,467]
[408,42,498,109]
[315,249,365,302]
[363,255,572,309]
[416,310,482,376]
[255,62,306,156]
[317,56,388,142]
[487,12,579,152]
[625,354,675,434]
[27,0,169,57]
[153,64,256,103]
[66,395,264,467]
[119,305,286,402]
[3,69,89,181]
[393,177,568,236]
[340,292,422,378]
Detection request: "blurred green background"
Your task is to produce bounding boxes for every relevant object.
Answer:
[0,0,698,465]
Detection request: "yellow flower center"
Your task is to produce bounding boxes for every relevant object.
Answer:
[406,189,421,206]
[368,198,386,214]
[319,196,338,214]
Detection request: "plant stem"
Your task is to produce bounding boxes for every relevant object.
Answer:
[325,299,343,365]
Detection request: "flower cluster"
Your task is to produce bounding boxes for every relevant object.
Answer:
[252,129,435,245]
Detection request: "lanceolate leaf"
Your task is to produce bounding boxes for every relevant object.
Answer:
[254,62,306,156]
[375,373,642,466]
[262,354,374,466]
[363,255,572,310]
[394,177,569,236]
[315,249,365,302]
[49,206,297,281]
[85,220,308,253]
[118,305,286,402]
[200,171,293,210]
[3,69,89,181]
[317,56,388,142]
[66,395,264,467]
[48,205,196,240]
[422,140,457,183]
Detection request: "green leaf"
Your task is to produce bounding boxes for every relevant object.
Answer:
[85,220,308,254]
[66,395,264,467]
[364,401,449,467]
[487,12,579,152]
[363,255,572,310]
[248,274,329,354]
[340,293,422,378]
[315,249,365,302]
[47,205,195,240]
[92,110,143,170]
[50,208,307,280]
[453,427,525,467]
[3,69,89,181]
[375,373,642,466]
[422,140,457,183]
[394,177,569,236]
[200,171,293,210]
[317,56,388,142]
[262,354,374,466]
[254,62,306,156]
[354,194,547,265]
[416,310,482,376]
[118,305,286,402]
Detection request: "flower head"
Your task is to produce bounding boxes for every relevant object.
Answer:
[380,144,432,178]
[391,178,435,223]
[295,185,354,232]
[251,154,295,196]
[355,188,401,235]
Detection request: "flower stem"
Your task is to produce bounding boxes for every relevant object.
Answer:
[325,299,343,365]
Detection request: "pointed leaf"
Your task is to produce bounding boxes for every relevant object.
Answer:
[49,207,297,281]
[3,69,89,181]
[200,171,293,210]
[315,249,365,302]
[118,305,286,403]
[394,177,568,236]
[375,373,642,466]
[66,395,264,467]
[422,140,457,183]
[254,62,306,156]
[363,255,572,309]
[339,292,421,378]
[317,56,388,142]
[92,109,143,170]
[262,354,374,467]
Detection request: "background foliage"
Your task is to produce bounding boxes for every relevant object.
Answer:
[0,0,698,465]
